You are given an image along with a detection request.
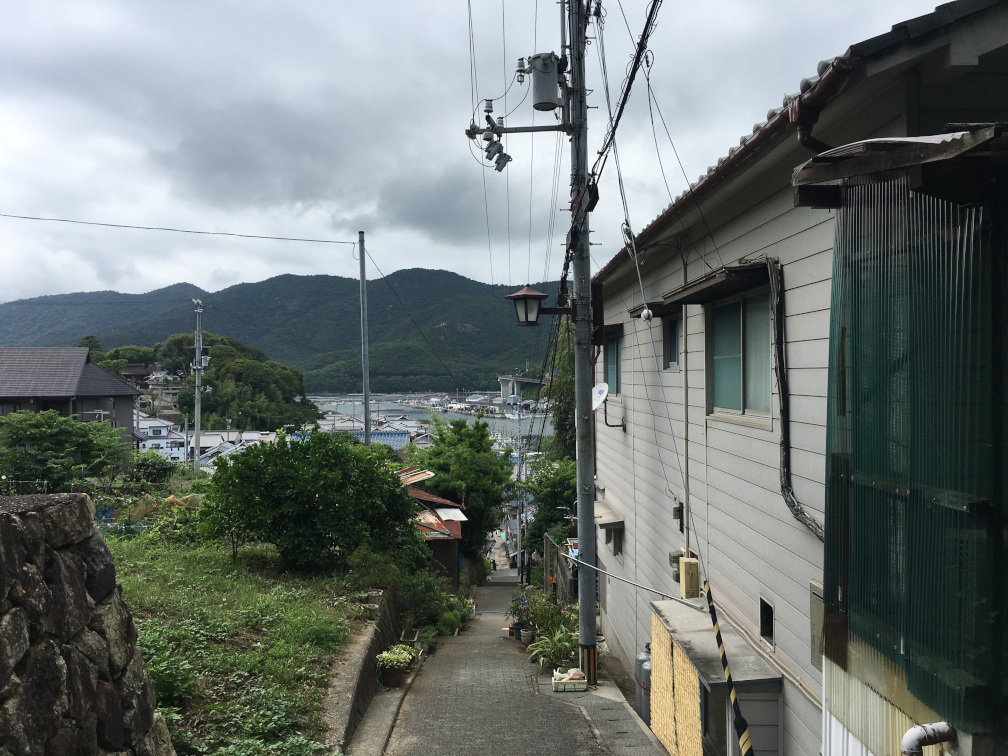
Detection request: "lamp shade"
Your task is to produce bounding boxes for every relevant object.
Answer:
[506,285,549,326]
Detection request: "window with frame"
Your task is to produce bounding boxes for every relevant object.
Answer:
[604,526,623,557]
[604,333,621,394]
[710,288,771,414]
[663,315,680,370]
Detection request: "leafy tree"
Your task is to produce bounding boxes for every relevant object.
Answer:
[104,345,157,365]
[126,449,177,485]
[78,335,103,354]
[163,331,321,432]
[410,417,513,559]
[521,457,576,555]
[543,319,575,461]
[0,410,130,491]
[203,430,416,571]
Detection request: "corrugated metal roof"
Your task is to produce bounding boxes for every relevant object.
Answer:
[0,347,139,398]
[407,486,464,510]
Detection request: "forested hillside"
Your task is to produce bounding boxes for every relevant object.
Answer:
[0,269,558,392]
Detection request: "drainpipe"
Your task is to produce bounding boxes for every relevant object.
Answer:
[901,722,956,756]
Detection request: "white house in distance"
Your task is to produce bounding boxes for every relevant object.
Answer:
[135,416,187,463]
[591,3,1007,756]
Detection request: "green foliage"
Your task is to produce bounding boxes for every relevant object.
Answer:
[509,586,566,635]
[398,570,450,631]
[78,335,103,354]
[543,318,576,461]
[138,627,198,705]
[170,332,322,432]
[375,644,419,670]
[127,449,178,485]
[105,344,157,365]
[410,417,512,558]
[1,272,554,393]
[521,457,576,554]
[0,410,130,491]
[204,430,416,571]
[106,535,346,753]
[436,610,461,636]
[527,626,579,669]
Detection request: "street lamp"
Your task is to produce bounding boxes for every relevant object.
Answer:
[506,285,571,326]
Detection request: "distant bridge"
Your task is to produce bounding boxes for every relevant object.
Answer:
[498,374,544,400]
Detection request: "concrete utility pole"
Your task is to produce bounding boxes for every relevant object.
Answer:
[567,0,597,686]
[359,230,371,447]
[468,0,597,683]
[191,299,204,471]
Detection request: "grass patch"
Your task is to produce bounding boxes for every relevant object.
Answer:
[107,536,356,755]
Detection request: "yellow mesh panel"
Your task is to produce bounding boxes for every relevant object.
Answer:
[651,612,703,756]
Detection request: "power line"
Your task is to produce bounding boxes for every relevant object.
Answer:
[362,247,467,392]
[0,212,356,245]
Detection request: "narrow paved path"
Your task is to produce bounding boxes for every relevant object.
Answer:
[384,579,607,756]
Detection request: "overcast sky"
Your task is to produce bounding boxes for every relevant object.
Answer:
[0,0,942,303]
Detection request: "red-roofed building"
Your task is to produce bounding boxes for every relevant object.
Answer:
[407,486,467,589]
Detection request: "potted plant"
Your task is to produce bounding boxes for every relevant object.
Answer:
[376,644,419,687]
[507,589,533,640]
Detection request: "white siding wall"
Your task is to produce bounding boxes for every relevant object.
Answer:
[596,183,834,756]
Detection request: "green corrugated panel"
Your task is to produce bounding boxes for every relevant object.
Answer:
[823,172,1004,731]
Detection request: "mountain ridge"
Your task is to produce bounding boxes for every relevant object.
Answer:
[0,270,560,393]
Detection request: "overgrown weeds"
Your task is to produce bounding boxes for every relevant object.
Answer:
[107,535,353,754]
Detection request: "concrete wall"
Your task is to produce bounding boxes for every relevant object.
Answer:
[0,493,174,755]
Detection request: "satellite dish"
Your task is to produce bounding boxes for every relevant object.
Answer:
[591,383,609,412]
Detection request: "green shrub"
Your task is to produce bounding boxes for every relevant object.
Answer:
[399,571,450,630]
[207,431,415,571]
[436,610,460,636]
[139,634,198,706]
[127,450,178,485]
[527,626,578,669]
[529,564,544,587]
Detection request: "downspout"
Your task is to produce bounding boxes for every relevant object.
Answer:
[901,722,956,756]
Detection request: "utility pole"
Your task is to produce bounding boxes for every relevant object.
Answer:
[568,0,597,686]
[359,230,371,447]
[467,0,597,683]
[191,299,204,471]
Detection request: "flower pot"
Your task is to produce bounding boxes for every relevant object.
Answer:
[382,667,409,687]
[520,628,534,644]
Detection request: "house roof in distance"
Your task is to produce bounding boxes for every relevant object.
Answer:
[0,347,140,399]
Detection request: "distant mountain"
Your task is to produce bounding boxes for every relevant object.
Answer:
[0,271,560,393]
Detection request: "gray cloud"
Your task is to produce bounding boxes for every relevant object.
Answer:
[0,0,943,302]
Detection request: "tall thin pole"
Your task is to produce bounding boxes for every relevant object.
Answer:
[359,231,372,447]
[192,299,203,470]
[517,406,523,583]
[569,0,597,684]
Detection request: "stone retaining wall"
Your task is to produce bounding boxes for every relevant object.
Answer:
[0,493,174,755]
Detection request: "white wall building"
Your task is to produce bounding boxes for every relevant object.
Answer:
[591,3,1008,754]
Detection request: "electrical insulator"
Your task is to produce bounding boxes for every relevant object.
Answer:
[484,99,493,115]
[497,117,504,129]
[517,57,526,83]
